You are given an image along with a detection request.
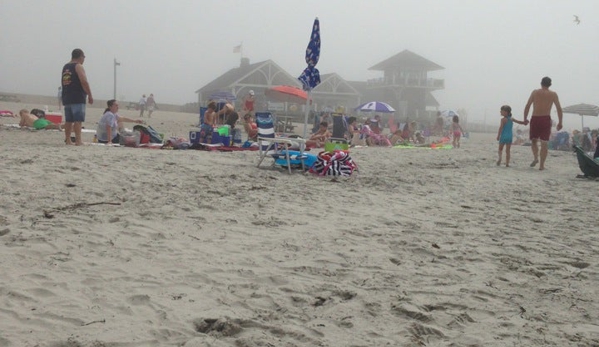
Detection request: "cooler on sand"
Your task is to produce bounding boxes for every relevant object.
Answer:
[189,131,202,144]
[45,112,62,124]
[325,138,349,153]
[211,131,231,146]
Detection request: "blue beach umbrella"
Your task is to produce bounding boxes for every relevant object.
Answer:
[209,90,236,102]
[355,101,396,113]
[299,17,321,138]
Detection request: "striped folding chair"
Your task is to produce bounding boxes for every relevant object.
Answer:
[256,112,306,174]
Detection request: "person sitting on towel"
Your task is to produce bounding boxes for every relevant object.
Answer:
[96,99,143,144]
[390,121,417,145]
[18,109,62,130]
[242,113,258,141]
[361,119,391,146]
[306,121,332,148]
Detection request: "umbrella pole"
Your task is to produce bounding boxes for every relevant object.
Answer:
[303,91,311,139]
[581,115,584,130]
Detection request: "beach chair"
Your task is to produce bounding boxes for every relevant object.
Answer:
[331,113,348,139]
[256,112,307,174]
[324,114,350,152]
[573,145,599,178]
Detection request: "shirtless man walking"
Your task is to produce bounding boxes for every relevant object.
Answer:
[523,76,563,170]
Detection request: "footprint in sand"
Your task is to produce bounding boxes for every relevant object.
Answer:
[127,294,151,305]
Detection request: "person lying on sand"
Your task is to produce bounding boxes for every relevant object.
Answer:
[18,109,62,130]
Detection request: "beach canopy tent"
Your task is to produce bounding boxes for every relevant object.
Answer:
[562,103,599,130]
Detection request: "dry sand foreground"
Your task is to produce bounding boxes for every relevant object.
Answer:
[1,102,598,347]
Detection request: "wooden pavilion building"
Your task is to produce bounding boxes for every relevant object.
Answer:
[195,50,444,122]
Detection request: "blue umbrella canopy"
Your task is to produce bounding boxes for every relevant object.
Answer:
[298,18,321,91]
[440,110,459,118]
[209,91,236,101]
[355,101,396,113]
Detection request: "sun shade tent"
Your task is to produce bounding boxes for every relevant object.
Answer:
[562,103,599,130]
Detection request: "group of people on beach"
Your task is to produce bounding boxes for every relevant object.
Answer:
[53,47,568,169]
[339,114,463,148]
[198,90,257,144]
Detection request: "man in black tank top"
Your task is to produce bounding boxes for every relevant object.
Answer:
[61,48,93,145]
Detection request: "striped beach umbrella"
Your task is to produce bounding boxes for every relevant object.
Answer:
[355,101,396,113]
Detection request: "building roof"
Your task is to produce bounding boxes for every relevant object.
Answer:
[369,49,444,72]
[196,60,266,94]
[195,59,300,95]
[314,73,361,96]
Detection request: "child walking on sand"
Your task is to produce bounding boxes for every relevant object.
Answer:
[496,105,527,167]
[450,115,464,148]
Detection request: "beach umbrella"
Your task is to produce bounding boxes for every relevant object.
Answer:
[209,90,236,101]
[355,101,396,113]
[440,110,459,118]
[562,103,599,129]
[264,85,308,104]
[298,17,321,138]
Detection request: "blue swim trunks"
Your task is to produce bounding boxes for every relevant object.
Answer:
[200,123,213,143]
[64,103,86,122]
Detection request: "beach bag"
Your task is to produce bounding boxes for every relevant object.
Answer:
[309,150,357,177]
[119,130,141,147]
[133,124,163,144]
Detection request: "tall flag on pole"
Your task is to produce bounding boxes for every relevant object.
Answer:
[233,43,242,53]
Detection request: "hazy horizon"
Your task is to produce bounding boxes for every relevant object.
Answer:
[1,0,598,129]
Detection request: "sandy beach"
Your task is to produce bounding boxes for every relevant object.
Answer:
[1,101,598,346]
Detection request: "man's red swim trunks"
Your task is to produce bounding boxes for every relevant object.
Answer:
[529,115,552,141]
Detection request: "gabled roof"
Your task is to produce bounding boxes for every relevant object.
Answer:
[369,50,444,72]
[196,60,266,94]
[346,80,369,95]
[314,73,360,95]
[195,60,301,94]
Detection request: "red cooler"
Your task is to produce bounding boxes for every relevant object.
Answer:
[45,112,63,124]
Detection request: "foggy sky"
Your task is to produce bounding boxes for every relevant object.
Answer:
[1,0,598,129]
